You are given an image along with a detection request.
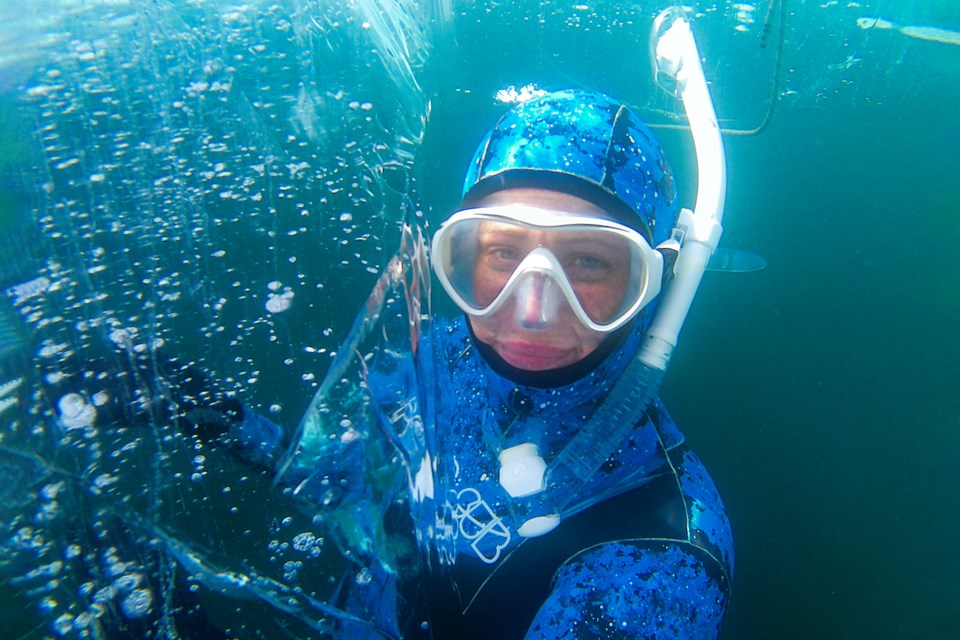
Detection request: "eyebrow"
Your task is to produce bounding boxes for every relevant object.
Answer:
[477,227,539,243]
[552,236,628,252]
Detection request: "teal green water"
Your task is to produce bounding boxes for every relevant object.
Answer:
[1,0,958,638]
[667,112,960,638]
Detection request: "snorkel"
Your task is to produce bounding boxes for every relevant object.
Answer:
[641,6,726,372]
[506,7,727,538]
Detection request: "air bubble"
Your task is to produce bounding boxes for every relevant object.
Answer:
[355,568,372,585]
[58,393,96,430]
[120,588,153,618]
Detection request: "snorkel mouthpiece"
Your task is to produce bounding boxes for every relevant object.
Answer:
[499,443,548,498]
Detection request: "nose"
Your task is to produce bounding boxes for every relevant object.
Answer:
[516,274,560,330]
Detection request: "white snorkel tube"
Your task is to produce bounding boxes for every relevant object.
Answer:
[509,7,727,538]
[640,6,726,372]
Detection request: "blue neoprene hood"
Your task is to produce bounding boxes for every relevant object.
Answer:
[462,89,678,245]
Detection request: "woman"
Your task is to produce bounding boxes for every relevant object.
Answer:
[273,88,733,639]
[407,89,734,639]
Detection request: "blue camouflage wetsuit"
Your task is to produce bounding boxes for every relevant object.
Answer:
[219,309,734,639]
[420,316,733,639]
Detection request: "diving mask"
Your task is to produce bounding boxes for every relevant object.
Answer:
[431,205,665,333]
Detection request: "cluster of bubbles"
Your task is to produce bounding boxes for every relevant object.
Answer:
[0,0,431,637]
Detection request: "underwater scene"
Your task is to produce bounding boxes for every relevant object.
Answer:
[0,0,957,638]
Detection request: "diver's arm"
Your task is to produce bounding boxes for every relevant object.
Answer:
[179,392,287,472]
[45,345,288,474]
[159,357,287,473]
[524,540,726,640]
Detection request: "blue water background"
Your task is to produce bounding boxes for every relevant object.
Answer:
[1,0,958,638]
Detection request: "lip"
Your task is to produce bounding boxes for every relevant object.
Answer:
[495,339,576,370]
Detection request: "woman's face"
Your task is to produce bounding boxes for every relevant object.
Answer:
[467,188,628,372]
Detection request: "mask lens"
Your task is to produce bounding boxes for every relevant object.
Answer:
[545,227,643,324]
[434,209,651,329]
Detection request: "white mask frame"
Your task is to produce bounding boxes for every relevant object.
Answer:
[431,205,664,334]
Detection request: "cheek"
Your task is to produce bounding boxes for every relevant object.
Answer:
[472,280,496,307]
[472,268,506,307]
[578,295,609,322]
[572,324,606,355]
[576,280,628,322]
[468,309,503,342]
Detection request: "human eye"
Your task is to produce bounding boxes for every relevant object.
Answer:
[562,254,611,283]
[481,245,523,271]
[574,254,607,270]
